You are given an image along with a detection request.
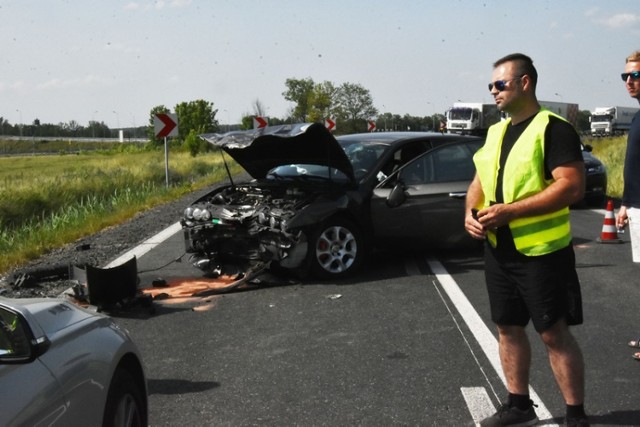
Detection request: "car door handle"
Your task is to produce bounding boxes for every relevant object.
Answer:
[449,192,467,199]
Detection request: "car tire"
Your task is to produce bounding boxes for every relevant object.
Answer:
[103,367,147,427]
[309,217,364,279]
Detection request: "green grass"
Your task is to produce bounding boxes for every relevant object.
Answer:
[0,148,240,274]
[583,136,626,199]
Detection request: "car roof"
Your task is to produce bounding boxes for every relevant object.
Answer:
[336,131,483,146]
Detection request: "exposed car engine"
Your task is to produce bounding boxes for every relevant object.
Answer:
[182,184,314,277]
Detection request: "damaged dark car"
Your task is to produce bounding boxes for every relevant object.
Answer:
[181,123,483,280]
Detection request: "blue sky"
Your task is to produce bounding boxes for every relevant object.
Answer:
[1,0,639,129]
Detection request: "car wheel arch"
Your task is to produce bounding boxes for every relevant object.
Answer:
[102,354,148,427]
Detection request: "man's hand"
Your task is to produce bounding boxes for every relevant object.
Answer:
[465,208,486,240]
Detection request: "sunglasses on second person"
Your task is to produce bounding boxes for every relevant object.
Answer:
[621,71,640,81]
[488,75,525,92]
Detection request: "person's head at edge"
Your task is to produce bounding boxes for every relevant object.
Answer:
[625,50,640,103]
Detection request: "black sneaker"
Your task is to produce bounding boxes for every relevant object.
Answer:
[479,402,538,426]
[564,416,589,427]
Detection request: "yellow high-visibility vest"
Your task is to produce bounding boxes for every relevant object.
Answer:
[473,109,572,255]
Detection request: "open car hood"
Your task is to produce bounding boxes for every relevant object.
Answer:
[200,123,355,182]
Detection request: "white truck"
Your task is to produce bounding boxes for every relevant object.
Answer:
[445,102,501,136]
[590,106,639,136]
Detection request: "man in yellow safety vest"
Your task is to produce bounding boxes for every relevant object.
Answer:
[465,53,589,427]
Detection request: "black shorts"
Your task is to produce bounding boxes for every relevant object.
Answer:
[484,243,583,333]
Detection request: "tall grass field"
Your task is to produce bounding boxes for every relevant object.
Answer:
[0,147,240,274]
[585,136,626,198]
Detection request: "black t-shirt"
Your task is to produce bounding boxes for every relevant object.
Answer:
[493,112,583,255]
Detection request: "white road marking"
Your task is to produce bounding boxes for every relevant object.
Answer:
[425,257,557,426]
[461,387,495,425]
[104,222,182,268]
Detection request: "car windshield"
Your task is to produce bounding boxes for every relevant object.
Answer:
[267,164,349,182]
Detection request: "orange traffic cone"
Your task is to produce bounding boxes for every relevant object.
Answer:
[597,199,622,243]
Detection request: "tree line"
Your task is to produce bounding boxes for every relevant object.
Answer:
[2,76,594,151]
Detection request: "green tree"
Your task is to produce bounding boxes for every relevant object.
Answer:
[307,81,338,123]
[577,110,591,134]
[282,77,315,122]
[174,99,219,140]
[334,82,378,133]
[184,128,208,157]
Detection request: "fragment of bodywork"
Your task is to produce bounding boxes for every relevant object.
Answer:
[69,257,149,311]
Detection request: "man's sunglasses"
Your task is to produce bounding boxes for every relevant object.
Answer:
[621,71,640,81]
[488,75,524,92]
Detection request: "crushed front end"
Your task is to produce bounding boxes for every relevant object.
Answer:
[181,184,311,278]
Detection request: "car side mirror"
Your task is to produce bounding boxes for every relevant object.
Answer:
[0,306,50,364]
[583,144,593,152]
[386,182,407,208]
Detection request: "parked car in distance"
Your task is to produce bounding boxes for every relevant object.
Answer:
[182,123,483,280]
[582,143,608,206]
[0,297,148,427]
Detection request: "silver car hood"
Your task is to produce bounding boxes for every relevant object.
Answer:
[1,297,97,336]
[200,123,355,182]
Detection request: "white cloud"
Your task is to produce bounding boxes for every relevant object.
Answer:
[590,11,640,29]
[603,13,640,28]
[124,2,140,10]
[10,81,25,91]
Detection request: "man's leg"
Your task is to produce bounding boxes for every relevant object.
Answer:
[540,319,585,405]
[497,324,531,394]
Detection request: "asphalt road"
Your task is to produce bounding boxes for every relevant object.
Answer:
[112,208,640,426]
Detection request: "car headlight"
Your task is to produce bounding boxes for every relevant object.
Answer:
[192,207,211,221]
[184,206,194,219]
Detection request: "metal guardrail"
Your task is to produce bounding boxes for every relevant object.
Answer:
[0,136,149,143]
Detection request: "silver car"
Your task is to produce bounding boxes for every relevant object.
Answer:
[0,297,148,426]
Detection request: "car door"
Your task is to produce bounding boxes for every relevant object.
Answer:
[0,305,66,427]
[370,140,482,248]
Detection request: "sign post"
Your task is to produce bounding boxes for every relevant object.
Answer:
[154,113,179,188]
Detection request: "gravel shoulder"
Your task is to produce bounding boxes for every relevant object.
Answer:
[0,184,225,299]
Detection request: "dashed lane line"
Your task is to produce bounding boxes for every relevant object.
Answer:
[461,387,495,425]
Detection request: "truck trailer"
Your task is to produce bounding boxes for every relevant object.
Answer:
[445,102,501,136]
[590,106,639,136]
[538,101,580,127]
